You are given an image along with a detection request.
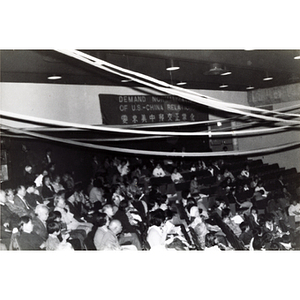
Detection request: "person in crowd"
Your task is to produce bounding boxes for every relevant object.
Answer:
[113,200,142,250]
[223,167,235,182]
[16,216,45,250]
[54,193,93,234]
[188,206,208,249]
[32,204,49,242]
[51,174,64,194]
[117,159,130,178]
[127,176,143,199]
[42,148,53,170]
[23,165,36,183]
[12,185,35,218]
[89,178,105,209]
[91,155,101,178]
[255,180,270,198]
[94,218,123,250]
[61,172,75,191]
[221,208,242,237]
[41,175,55,203]
[171,167,183,184]
[24,181,43,209]
[45,221,73,251]
[239,221,253,248]
[0,190,21,249]
[152,163,166,177]
[66,190,84,221]
[147,209,168,250]
[34,169,48,188]
[288,199,300,222]
[240,163,250,179]
[111,184,125,207]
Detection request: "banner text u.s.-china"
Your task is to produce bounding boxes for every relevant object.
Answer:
[99,94,208,125]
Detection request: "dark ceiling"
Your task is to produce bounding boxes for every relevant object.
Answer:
[1,49,300,91]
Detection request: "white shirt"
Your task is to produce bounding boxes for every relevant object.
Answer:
[152,167,166,177]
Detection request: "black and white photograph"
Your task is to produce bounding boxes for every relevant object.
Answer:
[1,2,299,299]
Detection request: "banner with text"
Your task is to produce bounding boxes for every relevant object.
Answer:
[99,94,208,125]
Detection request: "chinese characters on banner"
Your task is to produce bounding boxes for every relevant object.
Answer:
[99,94,209,125]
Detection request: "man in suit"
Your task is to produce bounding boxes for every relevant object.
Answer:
[0,190,20,249]
[12,185,35,218]
[32,204,49,241]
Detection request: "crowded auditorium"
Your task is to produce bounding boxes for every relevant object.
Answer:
[1,49,300,251]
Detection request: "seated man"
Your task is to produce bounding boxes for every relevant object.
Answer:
[24,181,44,209]
[0,190,21,249]
[11,185,35,218]
[94,219,123,250]
[288,199,300,222]
[32,204,49,242]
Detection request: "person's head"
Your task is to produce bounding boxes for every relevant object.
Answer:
[25,181,36,193]
[25,165,32,174]
[66,190,76,203]
[52,174,61,183]
[118,200,129,212]
[94,212,109,227]
[47,210,62,223]
[0,190,6,204]
[149,209,165,227]
[103,204,114,218]
[42,175,51,186]
[35,204,49,222]
[16,185,26,197]
[292,199,298,206]
[132,177,139,185]
[54,195,66,208]
[173,168,178,174]
[239,221,250,233]
[47,221,61,235]
[221,208,231,219]
[19,216,33,233]
[5,188,14,202]
[108,219,123,235]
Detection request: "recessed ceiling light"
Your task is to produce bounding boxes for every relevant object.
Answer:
[166,59,180,71]
[48,75,62,80]
[176,81,187,86]
[166,66,180,71]
[263,76,273,81]
[294,55,300,60]
[219,84,228,88]
[217,121,222,126]
[121,79,132,83]
[246,86,255,90]
[221,71,232,76]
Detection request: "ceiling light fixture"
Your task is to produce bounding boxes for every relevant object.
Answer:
[263,76,273,81]
[294,55,300,60]
[47,75,62,80]
[219,84,228,88]
[121,79,132,83]
[166,59,180,71]
[176,81,187,86]
[246,86,255,90]
[263,72,273,81]
[221,71,232,76]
